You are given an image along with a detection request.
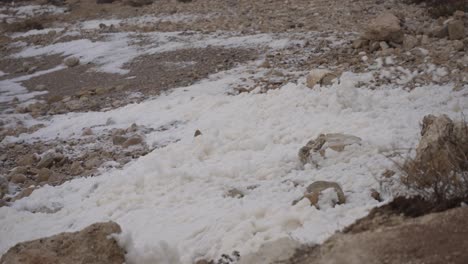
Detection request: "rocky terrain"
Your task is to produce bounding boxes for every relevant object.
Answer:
[0,0,467,263]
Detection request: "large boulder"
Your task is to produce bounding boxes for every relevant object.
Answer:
[0,222,126,264]
[414,115,467,177]
[364,13,403,43]
[290,206,468,264]
[299,133,362,165]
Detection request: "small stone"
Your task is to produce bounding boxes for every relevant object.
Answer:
[64,57,80,67]
[306,69,338,88]
[122,136,143,148]
[370,189,382,202]
[37,152,57,169]
[66,100,82,111]
[82,127,94,136]
[453,40,464,51]
[84,157,100,169]
[36,168,51,182]
[95,87,112,95]
[352,38,368,49]
[194,130,202,137]
[260,60,271,68]
[11,187,35,202]
[34,84,46,91]
[299,133,362,164]
[70,161,84,176]
[447,20,465,40]
[106,118,116,125]
[47,95,63,104]
[421,35,430,45]
[10,174,27,184]
[112,135,127,145]
[16,154,36,166]
[225,188,244,199]
[379,41,390,50]
[403,35,418,50]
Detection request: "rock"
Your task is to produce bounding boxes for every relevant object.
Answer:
[306,69,338,88]
[82,127,93,136]
[303,181,346,209]
[364,13,403,43]
[297,207,468,264]
[352,38,368,49]
[70,161,84,176]
[95,87,112,95]
[0,176,8,198]
[408,115,468,181]
[194,129,202,137]
[431,24,448,38]
[0,222,125,264]
[299,133,362,164]
[124,0,153,7]
[64,57,80,67]
[379,41,389,50]
[10,174,27,184]
[84,157,100,169]
[66,100,82,111]
[112,135,127,145]
[11,187,35,202]
[447,20,465,40]
[453,40,465,51]
[122,136,143,148]
[403,35,418,50]
[16,154,36,166]
[37,152,57,169]
[453,10,465,20]
[36,168,51,182]
[225,188,244,199]
[47,94,63,104]
[96,0,115,3]
[370,189,382,202]
[421,35,430,45]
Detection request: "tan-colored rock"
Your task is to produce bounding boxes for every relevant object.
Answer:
[122,136,143,148]
[403,34,418,50]
[303,181,346,209]
[112,135,127,145]
[447,19,465,40]
[10,174,27,184]
[70,161,84,176]
[364,13,403,43]
[82,127,94,136]
[36,168,51,182]
[64,57,80,67]
[306,69,338,88]
[299,133,362,164]
[0,222,125,264]
[16,154,36,166]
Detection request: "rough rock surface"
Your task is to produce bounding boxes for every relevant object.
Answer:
[286,207,468,264]
[0,222,126,264]
[303,181,346,209]
[413,115,467,177]
[305,69,337,88]
[299,133,362,164]
[364,13,403,43]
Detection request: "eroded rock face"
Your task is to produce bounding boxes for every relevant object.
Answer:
[0,222,126,264]
[298,133,362,165]
[364,13,403,43]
